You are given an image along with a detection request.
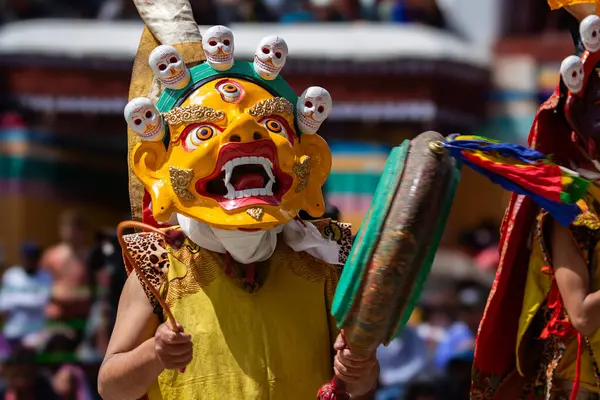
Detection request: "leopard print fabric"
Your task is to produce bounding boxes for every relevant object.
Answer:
[310,219,353,265]
[122,232,170,314]
[122,220,352,312]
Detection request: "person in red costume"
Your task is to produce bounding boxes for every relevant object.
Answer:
[471,5,600,400]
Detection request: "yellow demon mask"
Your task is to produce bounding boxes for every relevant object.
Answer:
[126,32,333,231]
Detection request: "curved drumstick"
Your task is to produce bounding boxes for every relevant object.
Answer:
[116,220,187,372]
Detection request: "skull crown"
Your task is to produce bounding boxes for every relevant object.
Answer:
[149,45,191,90]
[253,36,289,81]
[297,87,332,134]
[124,97,165,141]
[202,25,235,71]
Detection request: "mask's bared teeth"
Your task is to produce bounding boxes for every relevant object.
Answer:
[265,180,274,195]
[260,158,276,182]
[224,182,235,200]
[223,160,233,186]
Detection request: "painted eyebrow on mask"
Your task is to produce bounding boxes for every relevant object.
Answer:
[247,97,294,119]
[162,105,227,126]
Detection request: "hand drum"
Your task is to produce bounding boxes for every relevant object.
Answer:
[333,131,459,356]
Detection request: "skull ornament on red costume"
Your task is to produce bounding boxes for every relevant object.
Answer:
[562,15,600,160]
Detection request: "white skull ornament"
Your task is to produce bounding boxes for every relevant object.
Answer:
[296,87,332,134]
[149,45,191,90]
[124,97,165,141]
[202,26,234,71]
[253,36,288,81]
[560,55,584,95]
[581,15,600,53]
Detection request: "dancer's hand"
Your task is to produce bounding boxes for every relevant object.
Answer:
[333,333,379,397]
[154,322,193,371]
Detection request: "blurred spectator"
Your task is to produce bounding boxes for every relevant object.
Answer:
[0,111,26,129]
[310,0,350,22]
[414,283,457,363]
[458,219,500,256]
[0,242,52,353]
[432,282,486,371]
[0,348,60,400]
[87,230,124,319]
[377,0,445,27]
[474,246,499,272]
[214,0,276,24]
[240,0,278,22]
[39,325,79,362]
[78,230,124,362]
[280,0,318,23]
[375,326,428,400]
[403,374,441,400]
[0,0,51,23]
[333,0,361,20]
[190,0,222,25]
[42,211,92,327]
[52,364,94,400]
[459,220,500,271]
[279,0,362,22]
[442,350,474,400]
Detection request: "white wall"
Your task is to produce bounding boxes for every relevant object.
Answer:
[437,0,502,47]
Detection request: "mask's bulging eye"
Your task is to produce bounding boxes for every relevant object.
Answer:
[265,119,282,133]
[262,117,291,142]
[184,124,217,150]
[215,79,245,103]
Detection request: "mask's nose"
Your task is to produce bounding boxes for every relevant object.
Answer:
[221,114,266,144]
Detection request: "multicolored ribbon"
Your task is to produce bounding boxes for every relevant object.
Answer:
[444,135,590,227]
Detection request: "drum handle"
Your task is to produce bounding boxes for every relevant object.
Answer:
[317,330,350,400]
[317,377,348,400]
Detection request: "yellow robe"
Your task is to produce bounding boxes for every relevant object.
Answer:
[123,222,350,400]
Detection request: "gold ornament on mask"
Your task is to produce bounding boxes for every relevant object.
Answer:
[246,207,265,221]
[248,97,294,118]
[293,156,311,193]
[163,105,226,140]
[169,166,195,200]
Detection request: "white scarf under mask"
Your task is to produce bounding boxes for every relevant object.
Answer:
[177,214,341,265]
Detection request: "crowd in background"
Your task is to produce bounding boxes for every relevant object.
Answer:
[0,211,123,399]
[0,205,497,400]
[0,0,447,27]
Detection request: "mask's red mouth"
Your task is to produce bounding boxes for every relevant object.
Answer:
[195,140,293,211]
